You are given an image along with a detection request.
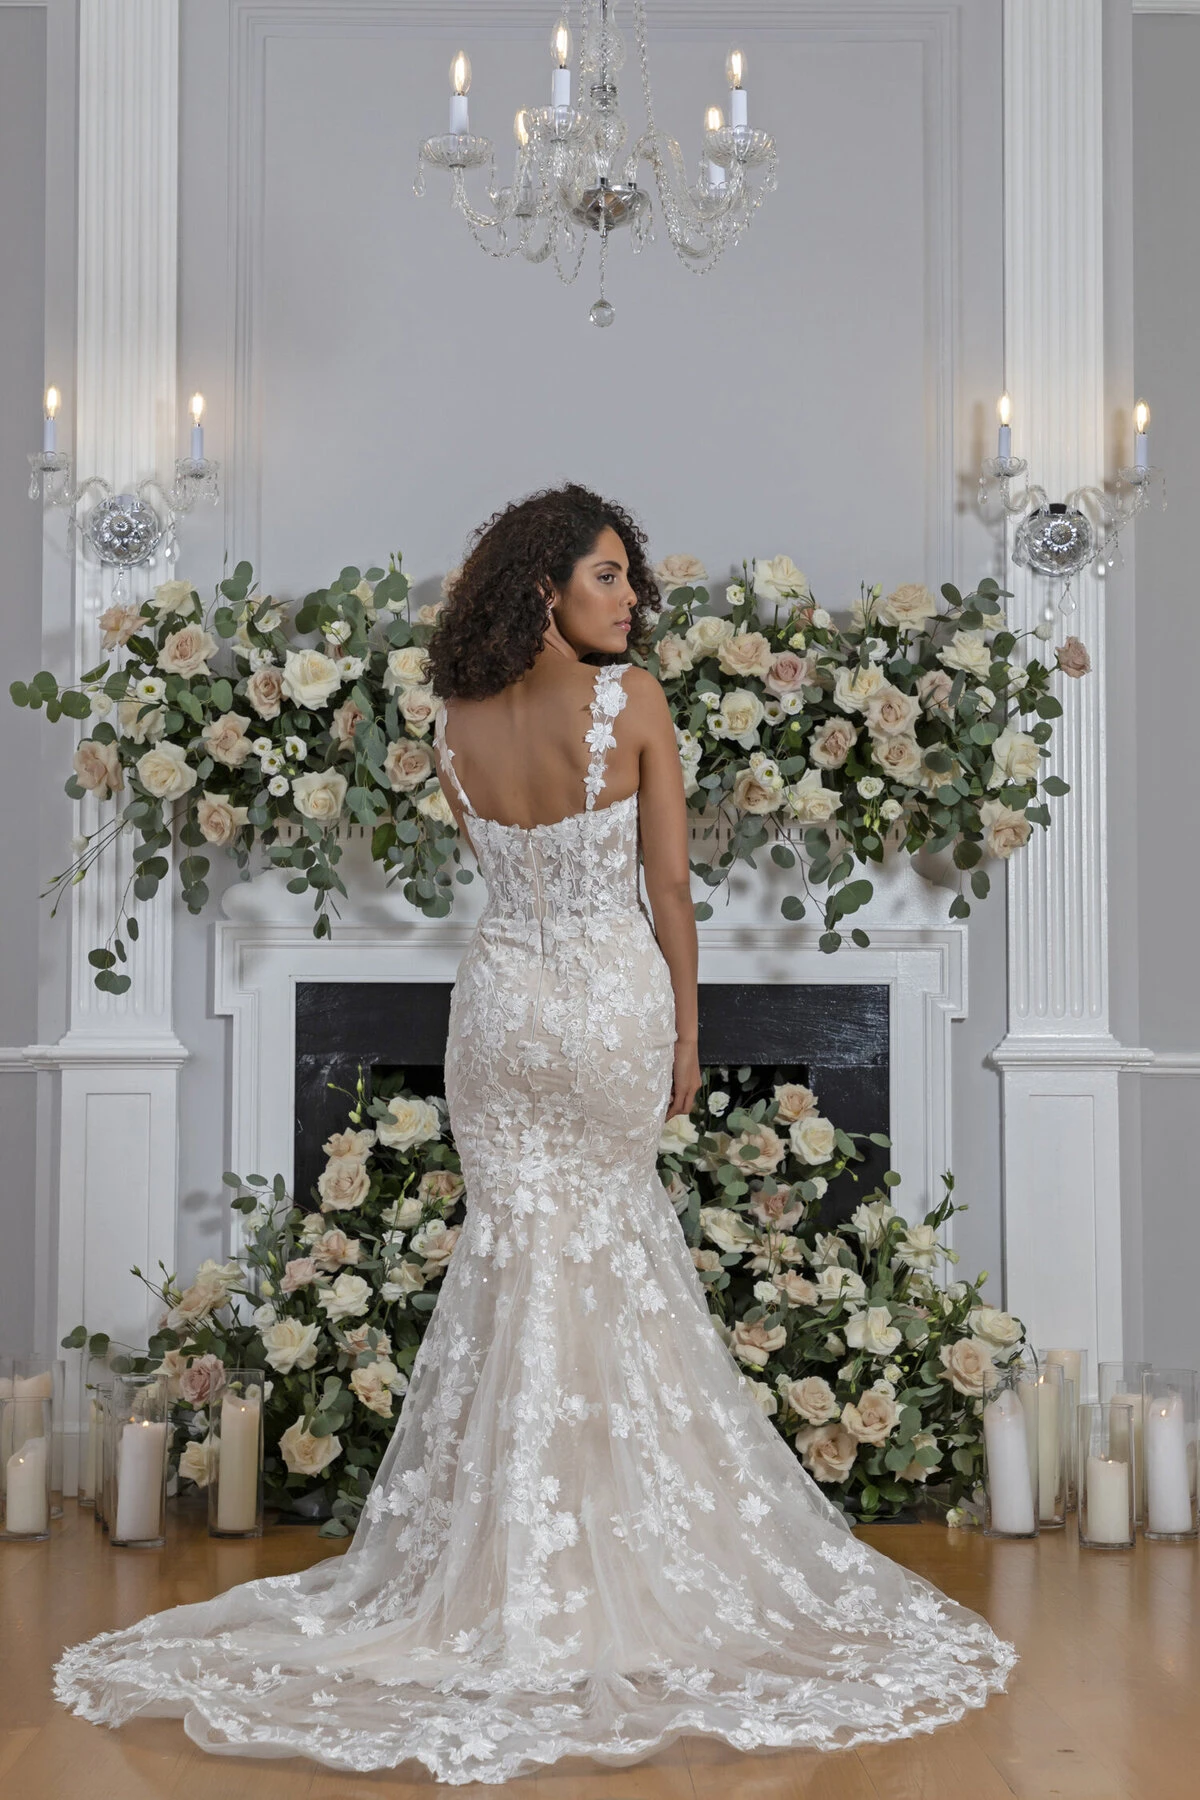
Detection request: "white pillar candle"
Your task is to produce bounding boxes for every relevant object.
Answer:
[1084,1456,1131,1544]
[1036,1371,1062,1520]
[1145,1394,1193,1535]
[13,1373,53,1439]
[730,85,748,128]
[113,1420,167,1543]
[984,1386,1036,1534]
[5,1435,49,1535]
[215,1392,261,1533]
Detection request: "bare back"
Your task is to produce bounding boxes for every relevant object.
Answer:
[436,660,643,831]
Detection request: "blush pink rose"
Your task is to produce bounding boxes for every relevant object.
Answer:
[177,1352,227,1407]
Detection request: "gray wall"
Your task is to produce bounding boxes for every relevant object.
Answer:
[1132,14,1200,1370]
[0,5,48,1356]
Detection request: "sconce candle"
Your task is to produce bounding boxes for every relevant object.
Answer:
[551,20,571,108]
[997,392,1012,461]
[189,393,205,462]
[1134,400,1150,472]
[449,51,471,134]
[727,48,748,128]
[43,387,60,455]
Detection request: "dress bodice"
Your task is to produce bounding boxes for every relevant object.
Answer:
[434,665,643,931]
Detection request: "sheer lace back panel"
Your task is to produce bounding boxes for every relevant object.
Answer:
[54,660,1015,1781]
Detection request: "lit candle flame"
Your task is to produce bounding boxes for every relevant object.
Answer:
[726,48,746,88]
[189,392,205,426]
[514,108,530,148]
[44,386,60,420]
[450,50,471,96]
[551,20,571,67]
[1134,399,1150,434]
[705,105,724,133]
[997,392,1012,428]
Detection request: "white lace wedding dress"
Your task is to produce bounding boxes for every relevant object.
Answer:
[55,663,1015,1781]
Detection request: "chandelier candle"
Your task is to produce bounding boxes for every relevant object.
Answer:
[449,51,470,135]
[42,386,59,455]
[551,19,571,107]
[727,47,747,127]
[705,105,726,188]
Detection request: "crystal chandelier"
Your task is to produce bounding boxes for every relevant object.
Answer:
[414,0,777,325]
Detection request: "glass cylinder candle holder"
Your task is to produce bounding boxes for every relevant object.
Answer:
[0,1395,52,1539]
[1098,1360,1150,1522]
[1077,1402,1136,1547]
[983,1363,1040,1538]
[208,1369,265,1538]
[1026,1357,1067,1526]
[1141,1368,1198,1541]
[80,1366,114,1510]
[109,1373,169,1548]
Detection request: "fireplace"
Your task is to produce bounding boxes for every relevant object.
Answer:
[293,979,890,1227]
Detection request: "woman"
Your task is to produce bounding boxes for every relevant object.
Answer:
[55,483,1015,1781]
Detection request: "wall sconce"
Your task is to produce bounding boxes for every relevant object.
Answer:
[28,388,220,595]
[979,394,1164,632]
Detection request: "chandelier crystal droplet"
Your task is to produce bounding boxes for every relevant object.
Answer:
[414,0,778,323]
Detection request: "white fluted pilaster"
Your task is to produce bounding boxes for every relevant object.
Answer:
[35,1,186,1487]
[993,1,1145,1383]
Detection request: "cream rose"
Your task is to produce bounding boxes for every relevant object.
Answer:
[98,602,147,650]
[717,630,773,682]
[319,1271,372,1322]
[685,614,735,658]
[197,791,249,846]
[790,1114,837,1166]
[774,1271,817,1308]
[709,688,764,750]
[878,582,938,628]
[784,1376,839,1425]
[156,624,218,679]
[656,633,695,678]
[323,1126,376,1159]
[849,1200,897,1248]
[166,1258,240,1329]
[343,1323,391,1358]
[938,630,993,681]
[699,1206,758,1255]
[659,1114,699,1155]
[809,718,857,770]
[411,1219,461,1272]
[73,738,123,798]
[815,1265,867,1307]
[1055,636,1091,678]
[833,663,887,714]
[988,727,1041,788]
[870,732,923,785]
[118,699,165,744]
[939,1337,998,1396]
[398,685,441,737]
[279,1418,342,1476]
[753,555,811,603]
[692,1247,721,1273]
[654,553,708,591]
[383,646,431,693]
[245,666,284,720]
[178,1438,217,1487]
[311,1229,360,1270]
[980,797,1032,859]
[783,769,842,824]
[384,1193,425,1231]
[291,768,347,823]
[845,1305,903,1358]
[896,1223,940,1269]
[773,1082,817,1124]
[317,1155,370,1213]
[729,1125,787,1174]
[416,786,455,827]
[795,1422,858,1483]
[842,1388,902,1445]
[917,668,954,714]
[149,578,197,616]
[731,768,784,815]
[350,1359,403,1417]
[901,1431,942,1482]
[136,741,198,800]
[967,1306,1022,1350]
[378,1095,441,1153]
[731,1318,788,1369]
[383,739,434,792]
[280,648,341,710]
[417,1169,466,1208]
[330,696,365,748]
[865,685,921,737]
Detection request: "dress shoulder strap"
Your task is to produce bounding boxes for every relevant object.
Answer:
[583,664,629,812]
[433,702,477,818]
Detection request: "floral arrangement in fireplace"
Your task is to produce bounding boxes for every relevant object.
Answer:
[12,550,1086,992]
[642,554,1088,946]
[64,1068,1026,1533]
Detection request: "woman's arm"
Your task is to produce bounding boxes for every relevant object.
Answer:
[627,668,701,1120]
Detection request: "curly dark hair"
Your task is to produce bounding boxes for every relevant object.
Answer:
[427,482,658,701]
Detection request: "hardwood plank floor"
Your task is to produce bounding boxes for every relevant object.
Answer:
[3,1500,1197,1799]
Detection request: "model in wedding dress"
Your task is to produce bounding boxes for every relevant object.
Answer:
[55,484,1015,1781]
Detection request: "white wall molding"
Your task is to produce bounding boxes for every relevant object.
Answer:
[51,0,184,1492]
[996,0,1122,1380]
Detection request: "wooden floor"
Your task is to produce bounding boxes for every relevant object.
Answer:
[2,1499,1197,1800]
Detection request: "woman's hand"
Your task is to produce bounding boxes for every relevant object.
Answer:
[667,1038,702,1121]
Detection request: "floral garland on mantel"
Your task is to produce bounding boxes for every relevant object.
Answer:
[11,552,1089,991]
[65,1067,1028,1534]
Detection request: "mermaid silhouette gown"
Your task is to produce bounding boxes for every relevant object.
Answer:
[54,663,1015,1781]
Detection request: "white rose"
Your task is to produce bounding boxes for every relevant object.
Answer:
[698,1206,758,1256]
[383,646,431,693]
[685,614,735,658]
[350,1359,402,1417]
[845,1305,903,1357]
[178,1438,217,1487]
[278,1418,342,1476]
[783,769,842,825]
[118,698,165,744]
[196,791,249,846]
[980,797,1033,859]
[753,555,811,603]
[709,688,765,750]
[785,1376,840,1425]
[877,583,938,629]
[789,1114,837,1166]
[378,1095,441,1152]
[659,1114,698,1154]
[416,786,455,827]
[260,1317,321,1374]
[870,732,923,785]
[849,1199,897,1247]
[988,727,1041,788]
[281,648,342,710]
[654,553,708,592]
[291,768,347,823]
[136,741,198,801]
[833,663,887,714]
[938,630,993,681]
[156,624,218,679]
[707,1090,730,1117]
[815,1265,867,1306]
[318,1271,372,1322]
[149,578,199,616]
[967,1305,1023,1350]
[655,633,695,678]
[896,1223,940,1269]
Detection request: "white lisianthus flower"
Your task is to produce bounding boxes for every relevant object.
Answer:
[707,1090,730,1117]
[857,776,884,799]
[336,655,365,681]
[325,618,352,645]
[252,1302,277,1330]
[88,692,113,717]
[779,691,804,716]
[880,797,903,822]
[284,735,307,762]
[659,1113,699,1154]
[810,607,832,629]
[252,736,272,755]
[268,774,289,797]
[248,646,276,672]
[260,748,284,775]
[975,686,996,711]
[134,675,167,703]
